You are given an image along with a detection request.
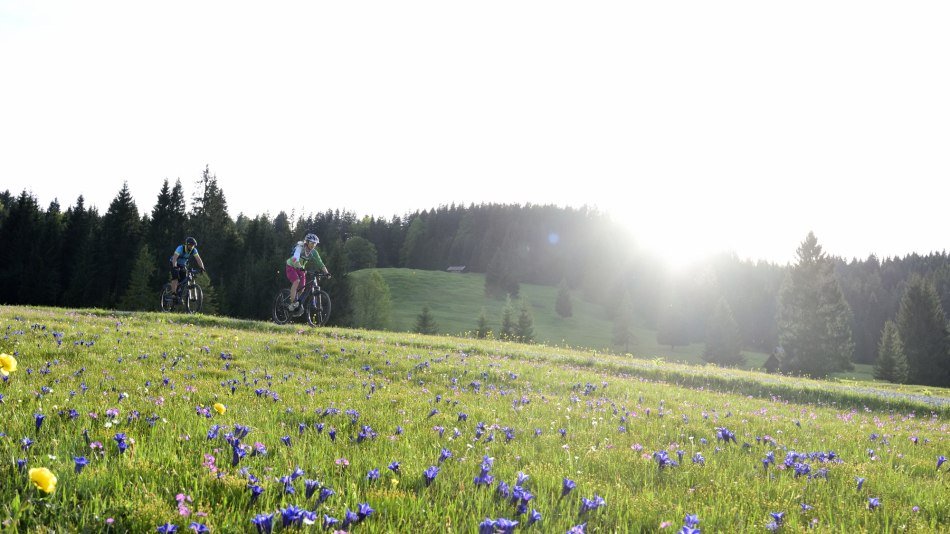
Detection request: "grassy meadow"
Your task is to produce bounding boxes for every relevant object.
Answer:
[350,269,876,381]
[1,305,948,533]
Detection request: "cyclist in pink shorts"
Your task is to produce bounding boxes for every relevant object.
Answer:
[286,233,330,311]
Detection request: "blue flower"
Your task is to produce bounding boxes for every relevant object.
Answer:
[800,503,813,512]
[562,478,576,497]
[21,437,34,451]
[74,456,89,474]
[156,524,178,533]
[251,513,273,534]
[479,519,497,534]
[304,479,320,499]
[495,517,519,533]
[692,453,705,465]
[424,465,440,486]
[318,486,335,503]
[856,477,865,491]
[247,484,263,504]
[367,468,380,481]
[388,461,401,474]
[357,502,375,520]
[281,505,305,527]
[280,435,291,447]
[868,497,881,511]
[937,456,947,470]
[684,514,699,528]
[188,523,210,533]
[34,413,45,432]
[567,523,587,534]
[322,515,339,529]
[439,448,453,464]
[770,511,785,525]
[528,509,542,525]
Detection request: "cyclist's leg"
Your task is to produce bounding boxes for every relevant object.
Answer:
[286,265,302,308]
[170,265,184,295]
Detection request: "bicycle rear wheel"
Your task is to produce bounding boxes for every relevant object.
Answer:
[306,290,332,327]
[273,289,291,325]
[160,284,175,312]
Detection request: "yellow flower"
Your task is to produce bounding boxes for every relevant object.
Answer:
[0,352,17,376]
[213,403,226,415]
[29,467,57,494]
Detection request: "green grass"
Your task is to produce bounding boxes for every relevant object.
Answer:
[0,306,947,533]
[349,269,878,381]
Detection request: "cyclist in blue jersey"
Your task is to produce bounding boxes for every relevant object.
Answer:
[286,233,330,311]
[169,236,207,299]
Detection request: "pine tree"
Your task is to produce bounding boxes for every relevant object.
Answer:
[344,236,378,271]
[119,245,157,310]
[414,305,438,334]
[351,270,392,330]
[499,296,515,340]
[613,289,636,353]
[0,191,42,303]
[194,271,219,315]
[776,232,854,377]
[703,297,745,366]
[147,179,187,288]
[475,308,491,339]
[485,247,519,298]
[514,298,535,343]
[657,306,689,350]
[896,275,950,386]
[873,320,908,383]
[62,196,100,307]
[555,278,573,318]
[190,166,238,314]
[98,182,142,307]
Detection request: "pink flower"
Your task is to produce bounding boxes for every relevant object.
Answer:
[335,458,350,467]
[660,521,672,528]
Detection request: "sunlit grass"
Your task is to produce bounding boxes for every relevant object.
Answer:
[0,306,947,532]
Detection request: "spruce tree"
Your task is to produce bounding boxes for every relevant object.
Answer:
[475,308,491,339]
[514,298,535,343]
[119,245,157,310]
[613,289,637,353]
[98,182,142,307]
[703,297,745,366]
[351,270,392,330]
[657,306,689,350]
[896,275,950,386]
[499,296,515,340]
[414,305,438,334]
[555,278,573,318]
[776,232,854,377]
[873,320,907,383]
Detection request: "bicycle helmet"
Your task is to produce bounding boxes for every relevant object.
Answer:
[185,237,197,247]
[305,233,319,245]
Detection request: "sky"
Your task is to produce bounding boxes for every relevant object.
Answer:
[2,1,948,268]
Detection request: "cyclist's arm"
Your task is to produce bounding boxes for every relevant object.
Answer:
[170,252,180,266]
[194,254,206,272]
[311,250,329,274]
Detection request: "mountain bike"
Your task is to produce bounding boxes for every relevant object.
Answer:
[273,272,331,327]
[160,268,204,314]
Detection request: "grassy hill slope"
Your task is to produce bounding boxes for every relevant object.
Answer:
[350,269,879,379]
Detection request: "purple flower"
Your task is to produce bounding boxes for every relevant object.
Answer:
[342,510,360,528]
[74,456,89,474]
[357,502,374,520]
[388,461,401,474]
[528,509,542,525]
[495,518,519,533]
[684,514,699,528]
[770,512,785,525]
[567,523,587,534]
[562,478,576,497]
[322,515,339,529]
[188,523,210,533]
[937,456,947,470]
[280,435,291,447]
[800,503,814,512]
[328,428,337,441]
[251,513,273,534]
[439,448,453,464]
[692,453,705,465]
[16,458,27,472]
[21,437,34,451]
[247,484,263,504]
[868,497,881,511]
[479,519,497,534]
[34,413,45,431]
[156,524,178,533]
[424,465,440,486]
[281,505,305,527]
[856,477,865,491]
[304,479,320,499]
[367,468,380,481]
[318,486,335,503]
[580,494,605,514]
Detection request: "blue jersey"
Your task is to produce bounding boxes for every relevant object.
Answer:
[171,245,199,267]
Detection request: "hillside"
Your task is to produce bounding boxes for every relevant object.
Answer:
[0,306,946,532]
[349,268,877,379]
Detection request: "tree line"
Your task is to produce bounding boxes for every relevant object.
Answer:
[1,169,949,385]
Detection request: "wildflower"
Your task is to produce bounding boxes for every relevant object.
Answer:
[479,518,497,534]
[528,509,542,525]
[189,523,210,533]
[156,524,178,533]
[342,510,360,528]
[114,433,129,454]
[937,456,947,470]
[305,479,320,499]
[562,478,576,497]
[281,505,305,527]
[318,486,335,503]
[16,459,27,472]
[388,461,401,474]
[280,435,291,447]
[367,468,380,481]
[251,513,274,534]
[335,457,350,468]
[248,484,263,504]
[856,477,865,491]
[580,494,605,514]
[868,497,881,511]
[329,428,337,441]
[567,523,587,534]
[692,453,705,465]
[213,403,226,415]
[0,352,17,376]
[424,465,440,486]
[74,456,89,474]
[322,515,339,529]
[34,413,45,432]
[28,467,57,494]
[800,503,813,512]
[439,448,453,464]
[684,514,699,528]
[21,437,34,451]
[495,518,519,533]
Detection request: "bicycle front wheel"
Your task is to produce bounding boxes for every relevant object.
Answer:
[306,290,331,327]
[185,284,203,314]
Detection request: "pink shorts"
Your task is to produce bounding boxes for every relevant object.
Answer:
[286,265,306,286]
